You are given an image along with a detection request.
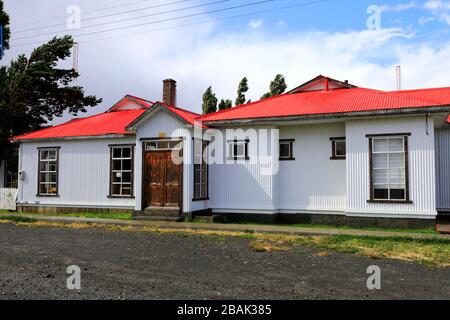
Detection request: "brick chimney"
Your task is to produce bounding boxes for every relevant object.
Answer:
[162,79,177,106]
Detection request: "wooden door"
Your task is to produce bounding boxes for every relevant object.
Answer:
[144,151,181,208]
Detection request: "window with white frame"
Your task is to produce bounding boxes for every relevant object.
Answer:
[38,148,59,196]
[193,140,208,200]
[110,145,134,197]
[228,139,249,160]
[369,135,409,202]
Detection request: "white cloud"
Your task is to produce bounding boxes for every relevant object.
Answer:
[418,16,436,24]
[247,18,264,29]
[423,0,450,24]
[381,1,418,12]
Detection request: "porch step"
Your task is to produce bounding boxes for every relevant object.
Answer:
[133,215,184,222]
[143,206,180,217]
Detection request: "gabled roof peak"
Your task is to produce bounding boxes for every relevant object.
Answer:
[288,75,357,94]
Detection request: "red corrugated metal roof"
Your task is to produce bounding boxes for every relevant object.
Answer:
[12,96,202,141]
[12,109,147,141]
[199,87,450,123]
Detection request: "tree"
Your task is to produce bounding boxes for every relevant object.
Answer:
[218,99,233,111]
[0,0,11,59]
[0,35,102,165]
[261,74,287,100]
[235,77,249,106]
[202,86,218,114]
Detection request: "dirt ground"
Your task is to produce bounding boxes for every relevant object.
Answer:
[0,223,448,300]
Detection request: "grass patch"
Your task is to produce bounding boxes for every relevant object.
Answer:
[11,212,133,221]
[236,222,438,235]
[249,240,290,252]
[0,216,37,223]
[296,235,450,267]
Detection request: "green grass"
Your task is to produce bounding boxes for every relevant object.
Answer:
[9,211,133,221]
[235,221,438,235]
[0,216,37,223]
[297,234,450,267]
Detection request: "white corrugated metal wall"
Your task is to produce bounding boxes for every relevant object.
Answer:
[346,116,437,219]
[18,137,136,209]
[277,123,346,213]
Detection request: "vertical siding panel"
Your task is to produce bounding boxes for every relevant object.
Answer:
[346,116,436,218]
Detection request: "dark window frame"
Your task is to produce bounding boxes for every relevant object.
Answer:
[279,139,295,161]
[109,144,135,199]
[193,139,209,201]
[227,139,250,161]
[36,147,60,197]
[367,134,412,204]
[330,137,346,160]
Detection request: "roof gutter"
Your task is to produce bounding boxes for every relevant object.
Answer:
[201,105,450,126]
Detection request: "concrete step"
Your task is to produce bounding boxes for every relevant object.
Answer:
[143,206,180,217]
[436,224,450,234]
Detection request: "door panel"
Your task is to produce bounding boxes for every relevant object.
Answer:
[144,151,182,208]
[165,152,181,207]
[148,152,165,207]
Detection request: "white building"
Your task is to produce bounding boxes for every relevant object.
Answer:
[12,76,450,228]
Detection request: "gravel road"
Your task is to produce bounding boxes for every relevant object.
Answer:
[0,223,448,300]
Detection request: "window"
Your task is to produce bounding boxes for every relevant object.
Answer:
[228,140,249,160]
[279,139,295,160]
[193,140,208,200]
[110,145,134,197]
[368,135,410,202]
[145,139,182,151]
[38,148,59,196]
[330,138,346,159]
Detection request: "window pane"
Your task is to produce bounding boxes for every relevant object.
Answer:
[335,141,346,156]
[389,169,405,184]
[158,141,169,149]
[389,138,403,152]
[373,139,388,152]
[389,153,404,168]
[373,169,389,184]
[280,142,291,158]
[122,147,131,158]
[235,144,244,156]
[390,188,405,200]
[113,148,121,158]
[194,184,201,198]
[122,172,132,183]
[47,150,57,160]
[122,159,132,171]
[40,150,49,160]
[373,153,388,169]
[374,188,389,199]
[112,184,121,196]
[121,187,132,196]
[113,160,122,171]
[146,142,157,150]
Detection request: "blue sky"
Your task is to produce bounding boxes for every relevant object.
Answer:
[3,0,450,119]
